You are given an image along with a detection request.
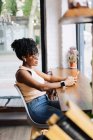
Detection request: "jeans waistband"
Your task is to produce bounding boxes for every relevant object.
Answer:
[27,94,48,109]
[36,94,48,100]
[27,94,48,104]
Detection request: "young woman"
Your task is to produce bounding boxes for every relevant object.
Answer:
[11,38,76,124]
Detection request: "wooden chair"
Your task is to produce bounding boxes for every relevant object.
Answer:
[14,84,48,129]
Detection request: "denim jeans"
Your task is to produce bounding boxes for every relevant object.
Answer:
[27,94,63,124]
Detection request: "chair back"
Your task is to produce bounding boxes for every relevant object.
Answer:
[14,84,48,129]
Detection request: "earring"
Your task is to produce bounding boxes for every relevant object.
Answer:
[22,57,26,62]
[24,58,26,62]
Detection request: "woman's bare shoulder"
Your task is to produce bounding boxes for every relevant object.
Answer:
[16,69,32,82]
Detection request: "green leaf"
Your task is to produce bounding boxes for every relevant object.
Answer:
[0,0,3,14]
[5,0,17,16]
[35,35,40,45]
[22,0,33,16]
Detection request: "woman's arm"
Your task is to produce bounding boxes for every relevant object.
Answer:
[16,69,76,91]
[34,69,67,82]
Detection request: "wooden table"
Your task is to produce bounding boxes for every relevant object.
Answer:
[52,68,92,112]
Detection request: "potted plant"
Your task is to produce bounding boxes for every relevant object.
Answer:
[67,47,79,68]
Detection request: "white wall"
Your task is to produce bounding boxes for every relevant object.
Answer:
[62,25,76,68]
[45,0,61,70]
[45,0,76,70]
[61,1,76,68]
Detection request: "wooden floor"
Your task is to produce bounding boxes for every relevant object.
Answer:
[0,98,44,140]
[0,97,29,125]
[0,125,32,140]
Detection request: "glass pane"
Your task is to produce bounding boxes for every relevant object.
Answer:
[0,0,41,97]
[83,24,92,81]
[78,24,92,81]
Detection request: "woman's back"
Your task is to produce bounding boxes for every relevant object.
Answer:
[16,66,46,103]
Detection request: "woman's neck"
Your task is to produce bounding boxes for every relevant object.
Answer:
[22,62,33,69]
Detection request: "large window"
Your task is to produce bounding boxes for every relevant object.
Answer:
[0,0,42,97]
[77,24,92,81]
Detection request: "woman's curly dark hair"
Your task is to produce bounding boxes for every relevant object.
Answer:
[11,38,38,60]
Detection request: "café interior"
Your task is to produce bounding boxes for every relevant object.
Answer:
[0,0,93,140]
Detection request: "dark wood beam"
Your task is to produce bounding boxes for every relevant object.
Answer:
[0,112,28,126]
[40,0,47,73]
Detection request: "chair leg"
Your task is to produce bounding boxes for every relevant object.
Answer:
[30,126,39,140]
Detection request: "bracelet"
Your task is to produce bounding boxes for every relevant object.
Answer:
[60,81,65,87]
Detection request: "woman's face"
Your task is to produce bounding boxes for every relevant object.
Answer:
[25,54,39,67]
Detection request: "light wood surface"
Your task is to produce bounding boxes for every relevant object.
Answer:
[45,124,72,140]
[52,68,92,111]
[65,100,93,139]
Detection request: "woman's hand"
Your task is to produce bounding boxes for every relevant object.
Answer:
[64,76,76,87]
